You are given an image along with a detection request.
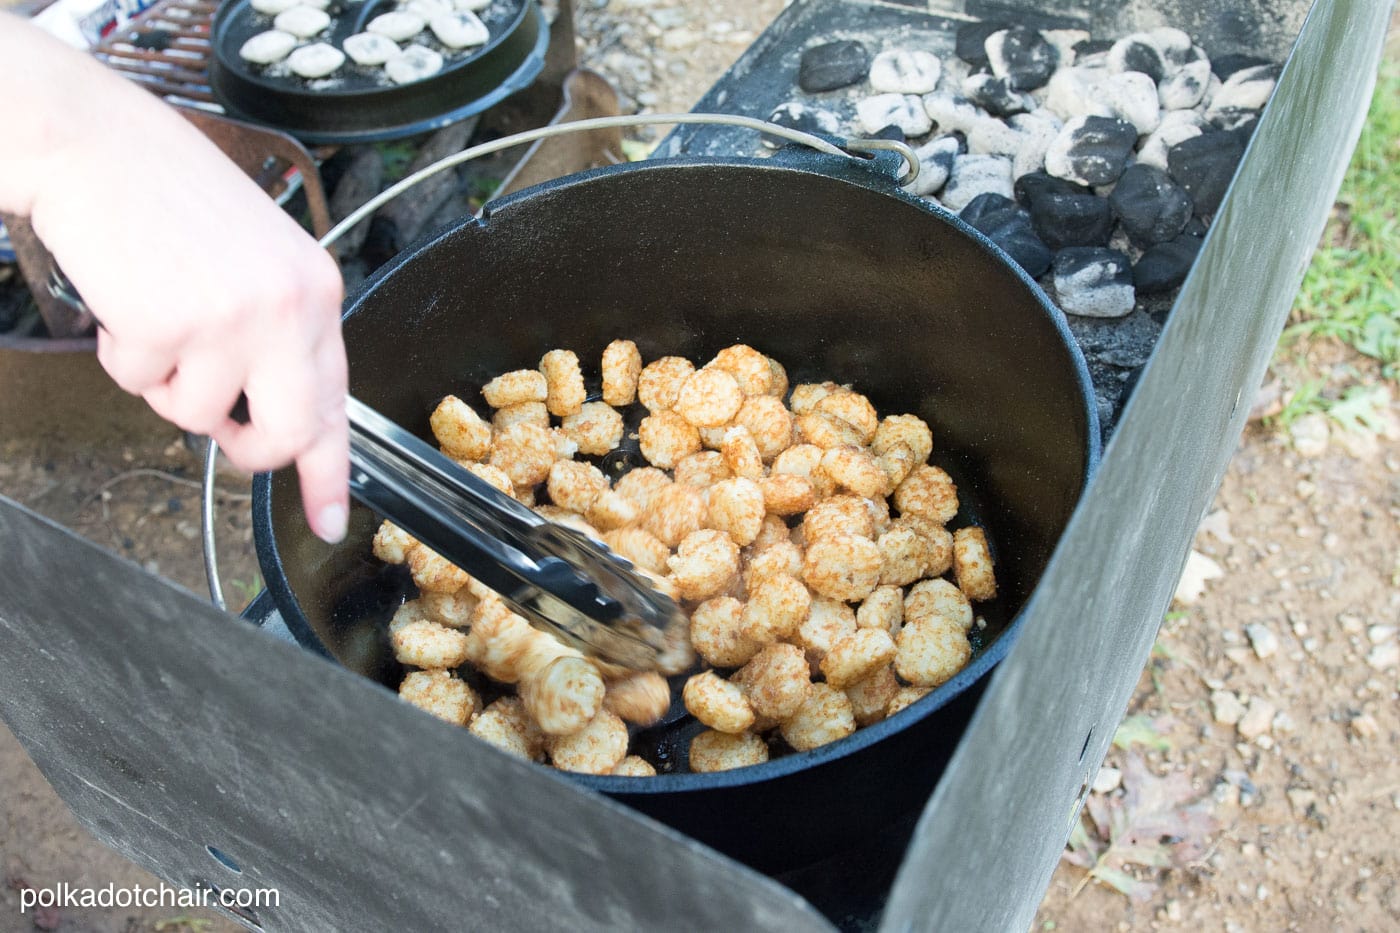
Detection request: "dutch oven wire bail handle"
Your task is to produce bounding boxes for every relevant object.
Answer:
[197,113,921,610]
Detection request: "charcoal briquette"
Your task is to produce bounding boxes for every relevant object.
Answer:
[1108,164,1193,248]
[1167,131,1245,216]
[1133,234,1204,293]
[798,40,871,92]
[985,25,1059,90]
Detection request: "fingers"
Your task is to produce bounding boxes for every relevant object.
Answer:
[141,349,249,436]
[96,329,176,395]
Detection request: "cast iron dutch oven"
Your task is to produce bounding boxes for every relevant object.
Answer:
[252,146,1100,874]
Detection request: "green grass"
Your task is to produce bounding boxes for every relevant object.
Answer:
[1275,47,1400,427]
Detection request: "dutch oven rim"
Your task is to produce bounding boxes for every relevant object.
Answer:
[251,152,1102,792]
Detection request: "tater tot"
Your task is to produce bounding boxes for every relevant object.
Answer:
[953,526,998,601]
[796,596,857,673]
[802,534,883,602]
[373,520,417,565]
[864,495,891,535]
[820,446,890,499]
[683,671,756,734]
[482,369,548,408]
[877,440,918,489]
[845,665,900,726]
[603,671,671,726]
[462,601,534,683]
[490,423,558,489]
[675,367,744,428]
[643,483,708,548]
[638,410,702,469]
[780,683,857,751]
[601,340,643,406]
[758,473,815,516]
[820,628,897,688]
[407,545,472,594]
[708,345,773,396]
[789,381,843,415]
[614,466,672,511]
[399,670,479,725]
[419,589,478,628]
[550,428,579,462]
[706,477,766,547]
[600,526,671,575]
[893,464,959,523]
[388,599,430,636]
[521,656,606,736]
[814,390,879,445]
[877,525,925,587]
[539,349,585,417]
[585,489,641,532]
[887,685,933,717]
[796,412,865,449]
[546,459,609,514]
[766,357,789,399]
[675,450,732,488]
[392,618,471,670]
[637,356,695,412]
[431,395,492,461]
[743,540,804,592]
[873,413,934,466]
[470,701,542,760]
[739,573,811,645]
[690,596,763,668]
[802,495,875,542]
[611,755,658,777]
[857,585,904,634]
[697,425,729,450]
[689,730,769,772]
[751,513,791,551]
[734,395,794,462]
[546,709,629,774]
[904,578,974,632]
[720,426,764,480]
[893,515,954,576]
[561,401,625,457]
[894,617,972,687]
[463,461,516,499]
[734,643,811,720]
[668,529,741,601]
[492,400,549,432]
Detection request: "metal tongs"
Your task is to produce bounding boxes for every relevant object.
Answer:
[347,398,689,671]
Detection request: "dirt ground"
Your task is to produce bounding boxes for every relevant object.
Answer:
[1,1,1397,931]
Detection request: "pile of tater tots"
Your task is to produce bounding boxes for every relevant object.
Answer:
[371,341,997,776]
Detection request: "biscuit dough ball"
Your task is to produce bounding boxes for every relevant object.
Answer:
[857,585,904,634]
[743,540,804,591]
[895,617,972,688]
[707,345,773,396]
[683,671,755,734]
[643,483,708,548]
[522,657,606,736]
[638,411,702,469]
[796,412,864,449]
[689,730,769,772]
[601,339,643,406]
[759,473,816,516]
[844,665,900,726]
[490,422,558,489]
[407,545,471,594]
[690,596,763,668]
[373,520,417,564]
[391,618,470,669]
[399,670,479,725]
[561,401,625,456]
[675,450,731,488]
[820,446,890,499]
[419,589,478,628]
[740,573,811,645]
[873,413,934,466]
[545,459,607,514]
[431,395,492,461]
[611,756,658,777]
[734,395,794,461]
[637,356,695,412]
[600,526,671,576]
[675,367,744,428]
[668,529,741,601]
[780,683,857,751]
[802,495,876,542]
[482,369,548,408]
[546,709,628,774]
[953,526,998,601]
[614,466,671,511]
[821,628,897,689]
[802,534,883,602]
[904,578,974,632]
[720,426,764,480]
[603,671,671,727]
[893,464,959,523]
[706,477,766,546]
[814,390,879,445]
[796,596,857,673]
[492,400,549,432]
[877,525,926,587]
[789,381,843,415]
[734,643,811,721]
[539,349,585,417]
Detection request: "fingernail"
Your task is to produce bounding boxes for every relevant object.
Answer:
[316,503,348,544]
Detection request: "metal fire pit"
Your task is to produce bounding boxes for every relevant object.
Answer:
[0,0,1392,930]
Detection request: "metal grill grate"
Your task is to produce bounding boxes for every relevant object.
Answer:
[90,0,220,108]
